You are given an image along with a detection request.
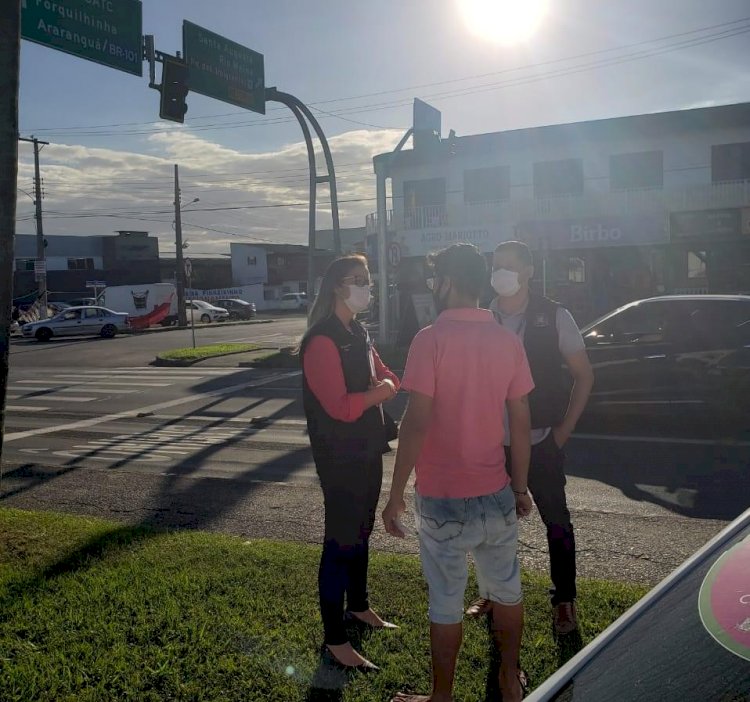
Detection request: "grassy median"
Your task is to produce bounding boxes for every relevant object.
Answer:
[156,343,261,364]
[0,508,647,701]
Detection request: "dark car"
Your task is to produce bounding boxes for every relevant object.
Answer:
[214,298,257,320]
[578,295,750,438]
[525,507,750,701]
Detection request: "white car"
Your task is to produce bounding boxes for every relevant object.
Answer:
[21,306,130,341]
[279,292,308,311]
[186,300,229,323]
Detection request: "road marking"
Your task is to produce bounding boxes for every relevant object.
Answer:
[31,396,98,403]
[4,371,302,443]
[55,373,207,381]
[107,368,237,375]
[7,405,50,413]
[574,433,750,447]
[15,379,170,388]
[9,386,137,395]
[48,376,173,387]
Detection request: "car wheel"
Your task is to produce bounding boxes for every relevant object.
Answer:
[35,327,52,342]
[100,324,117,339]
[200,313,211,323]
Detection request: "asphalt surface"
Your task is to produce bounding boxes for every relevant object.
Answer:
[3,323,747,588]
[8,313,307,368]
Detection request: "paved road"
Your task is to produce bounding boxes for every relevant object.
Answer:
[3,353,748,587]
[8,315,308,368]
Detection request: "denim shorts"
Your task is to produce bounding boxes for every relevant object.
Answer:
[415,485,522,625]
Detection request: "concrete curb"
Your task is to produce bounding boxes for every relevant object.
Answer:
[152,347,278,367]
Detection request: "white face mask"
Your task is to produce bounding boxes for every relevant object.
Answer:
[491,268,521,297]
[343,284,372,313]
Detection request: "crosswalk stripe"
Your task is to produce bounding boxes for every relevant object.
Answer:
[82,442,189,455]
[51,374,179,384]
[8,386,137,395]
[17,379,170,388]
[7,405,49,412]
[108,366,236,376]
[36,396,98,403]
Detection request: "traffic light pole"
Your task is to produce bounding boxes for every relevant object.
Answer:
[0,0,21,480]
[174,165,188,327]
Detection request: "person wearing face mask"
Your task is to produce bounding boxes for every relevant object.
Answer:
[466,240,595,637]
[300,254,400,672]
[382,244,534,702]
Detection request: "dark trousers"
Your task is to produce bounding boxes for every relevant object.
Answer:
[506,432,577,604]
[315,453,383,645]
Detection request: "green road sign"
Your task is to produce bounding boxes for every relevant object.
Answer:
[21,0,143,77]
[182,21,265,114]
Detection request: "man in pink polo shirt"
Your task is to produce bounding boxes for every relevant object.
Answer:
[383,244,534,702]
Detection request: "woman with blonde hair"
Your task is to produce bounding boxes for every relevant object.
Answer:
[300,254,400,671]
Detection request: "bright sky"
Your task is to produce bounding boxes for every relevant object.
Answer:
[16,0,750,256]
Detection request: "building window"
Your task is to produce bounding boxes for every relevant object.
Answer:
[463,166,510,203]
[247,256,257,266]
[688,251,707,279]
[711,142,750,182]
[533,159,583,198]
[67,257,95,270]
[609,151,663,190]
[16,258,35,272]
[568,257,586,283]
[403,178,447,228]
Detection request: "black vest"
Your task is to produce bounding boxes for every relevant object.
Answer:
[301,316,387,461]
[496,294,571,430]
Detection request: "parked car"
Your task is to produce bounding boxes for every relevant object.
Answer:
[10,320,20,335]
[525,507,750,701]
[21,306,130,341]
[214,298,257,320]
[186,300,229,323]
[578,295,750,436]
[279,292,308,311]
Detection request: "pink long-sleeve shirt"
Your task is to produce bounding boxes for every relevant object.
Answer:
[303,335,400,422]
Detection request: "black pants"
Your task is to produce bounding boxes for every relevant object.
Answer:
[316,453,383,645]
[506,432,576,605]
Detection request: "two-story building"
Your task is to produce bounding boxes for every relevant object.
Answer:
[13,230,161,303]
[370,101,750,330]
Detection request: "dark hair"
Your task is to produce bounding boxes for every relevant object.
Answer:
[494,240,533,267]
[428,243,487,299]
[301,254,368,342]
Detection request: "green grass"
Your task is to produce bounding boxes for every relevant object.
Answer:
[157,343,261,363]
[0,508,647,701]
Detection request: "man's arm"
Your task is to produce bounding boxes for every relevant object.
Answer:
[382,390,433,537]
[507,395,533,517]
[553,349,595,448]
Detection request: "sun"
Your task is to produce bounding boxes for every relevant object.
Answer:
[457,0,549,45]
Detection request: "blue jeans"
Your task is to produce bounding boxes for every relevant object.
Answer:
[415,485,522,625]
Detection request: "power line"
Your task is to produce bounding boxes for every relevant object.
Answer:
[21,16,750,138]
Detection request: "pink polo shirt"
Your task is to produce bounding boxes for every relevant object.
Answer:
[401,307,534,499]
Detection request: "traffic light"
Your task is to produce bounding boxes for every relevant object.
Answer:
[160,58,189,123]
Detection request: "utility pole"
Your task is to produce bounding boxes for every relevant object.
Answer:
[173,164,187,326]
[1,1,21,477]
[18,135,49,318]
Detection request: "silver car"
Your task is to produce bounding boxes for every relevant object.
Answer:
[21,306,130,341]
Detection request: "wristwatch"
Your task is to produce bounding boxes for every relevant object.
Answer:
[513,488,529,496]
